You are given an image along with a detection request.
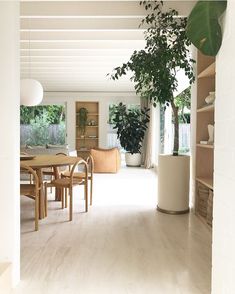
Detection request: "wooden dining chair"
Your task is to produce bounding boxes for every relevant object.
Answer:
[43,152,68,194]
[44,159,88,221]
[61,155,94,205]
[20,152,33,184]
[20,163,40,231]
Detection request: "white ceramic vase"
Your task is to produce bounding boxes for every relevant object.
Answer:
[205,91,215,104]
[157,154,190,214]
[208,124,214,143]
[125,152,142,167]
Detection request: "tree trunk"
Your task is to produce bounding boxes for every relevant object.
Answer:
[171,101,179,156]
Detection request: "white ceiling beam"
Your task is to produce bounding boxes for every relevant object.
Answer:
[20,40,145,49]
[21,30,144,40]
[20,49,135,56]
[20,55,131,62]
[20,1,195,18]
[21,18,143,30]
[20,1,145,18]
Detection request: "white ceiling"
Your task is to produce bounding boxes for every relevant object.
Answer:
[20,1,195,92]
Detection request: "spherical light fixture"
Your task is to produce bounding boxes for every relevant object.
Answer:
[20,79,44,106]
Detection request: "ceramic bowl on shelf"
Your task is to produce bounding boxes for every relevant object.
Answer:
[205,91,215,104]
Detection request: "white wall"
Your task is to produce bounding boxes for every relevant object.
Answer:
[0,1,20,287]
[212,1,235,293]
[43,92,139,149]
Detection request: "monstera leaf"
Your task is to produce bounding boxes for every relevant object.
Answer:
[186,1,227,56]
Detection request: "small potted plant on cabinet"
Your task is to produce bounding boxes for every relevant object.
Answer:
[112,103,149,167]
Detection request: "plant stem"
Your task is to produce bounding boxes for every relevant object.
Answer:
[171,101,179,156]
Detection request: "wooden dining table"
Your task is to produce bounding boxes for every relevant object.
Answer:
[20,154,82,219]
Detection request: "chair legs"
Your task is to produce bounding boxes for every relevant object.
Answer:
[35,194,39,231]
[69,187,73,221]
[44,181,88,223]
[61,188,64,209]
[44,182,48,217]
[65,188,68,208]
[90,177,93,206]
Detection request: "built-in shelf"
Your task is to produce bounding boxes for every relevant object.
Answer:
[76,101,99,158]
[76,125,98,128]
[197,104,214,113]
[196,144,214,149]
[198,62,215,78]
[76,137,99,140]
[196,177,213,190]
[77,149,90,152]
[76,113,99,116]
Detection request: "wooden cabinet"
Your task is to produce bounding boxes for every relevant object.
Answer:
[75,101,99,158]
[195,52,215,227]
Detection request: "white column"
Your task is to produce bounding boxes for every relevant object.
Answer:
[0,1,20,287]
[212,1,235,293]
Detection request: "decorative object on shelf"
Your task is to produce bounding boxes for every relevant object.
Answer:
[208,124,214,143]
[91,120,96,126]
[205,92,215,105]
[78,108,88,135]
[20,79,44,106]
[200,141,209,145]
[112,103,149,167]
[186,1,227,56]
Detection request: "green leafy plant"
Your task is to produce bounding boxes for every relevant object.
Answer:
[112,103,149,154]
[186,1,227,56]
[175,87,191,124]
[78,108,88,136]
[109,1,195,155]
[27,113,50,146]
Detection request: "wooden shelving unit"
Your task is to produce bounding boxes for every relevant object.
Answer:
[196,144,214,149]
[197,62,215,78]
[75,101,99,158]
[195,52,215,228]
[197,104,214,113]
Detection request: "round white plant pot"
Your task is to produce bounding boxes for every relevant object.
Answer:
[125,152,142,167]
[157,154,190,214]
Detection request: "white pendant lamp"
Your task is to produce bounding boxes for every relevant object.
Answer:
[20,79,43,106]
[20,27,44,106]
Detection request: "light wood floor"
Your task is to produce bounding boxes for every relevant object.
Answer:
[15,167,211,294]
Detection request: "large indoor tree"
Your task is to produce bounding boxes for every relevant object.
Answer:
[109,0,195,155]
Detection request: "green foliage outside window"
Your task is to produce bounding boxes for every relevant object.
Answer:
[20,105,66,146]
[20,105,65,125]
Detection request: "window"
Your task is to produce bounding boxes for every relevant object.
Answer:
[20,104,66,146]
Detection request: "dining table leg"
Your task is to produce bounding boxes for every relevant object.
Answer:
[53,166,62,201]
[36,168,45,219]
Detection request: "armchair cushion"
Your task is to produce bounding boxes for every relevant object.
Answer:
[90,148,121,173]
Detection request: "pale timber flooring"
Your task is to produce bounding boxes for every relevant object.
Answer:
[15,166,212,294]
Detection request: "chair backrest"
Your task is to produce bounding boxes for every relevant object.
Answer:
[86,155,94,174]
[56,152,70,171]
[20,163,39,190]
[69,159,88,186]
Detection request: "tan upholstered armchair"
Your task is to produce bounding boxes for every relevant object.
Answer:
[90,148,121,173]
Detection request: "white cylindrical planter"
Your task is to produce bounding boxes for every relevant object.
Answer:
[125,152,142,167]
[157,154,190,214]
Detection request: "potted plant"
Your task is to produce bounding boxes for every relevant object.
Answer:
[78,107,88,148]
[112,103,149,166]
[109,1,195,213]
